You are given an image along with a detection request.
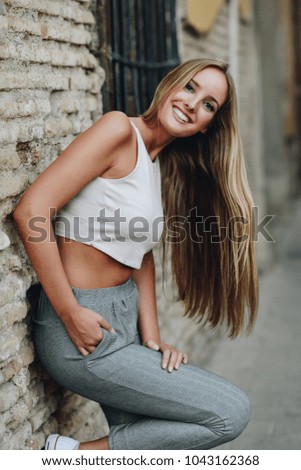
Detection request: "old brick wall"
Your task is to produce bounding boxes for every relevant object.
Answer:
[0,0,107,450]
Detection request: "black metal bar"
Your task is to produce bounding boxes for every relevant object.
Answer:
[111,0,122,110]
[107,0,180,114]
[157,0,168,63]
[120,0,129,114]
[110,53,179,69]
[129,0,140,114]
[143,0,153,108]
[134,0,144,114]
[169,0,180,62]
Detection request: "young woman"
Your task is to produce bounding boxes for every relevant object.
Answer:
[14,59,258,450]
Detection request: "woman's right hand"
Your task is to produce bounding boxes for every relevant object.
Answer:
[63,305,115,356]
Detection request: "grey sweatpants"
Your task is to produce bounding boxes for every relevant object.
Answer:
[33,278,250,450]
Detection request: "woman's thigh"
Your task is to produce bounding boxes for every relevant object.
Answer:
[82,343,250,432]
[32,283,249,434]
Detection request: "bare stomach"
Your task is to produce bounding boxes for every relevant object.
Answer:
[56,236,133,289]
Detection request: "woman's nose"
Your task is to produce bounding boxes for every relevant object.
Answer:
[184,98,197,112]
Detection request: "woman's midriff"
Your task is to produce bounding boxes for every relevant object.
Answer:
[56,236,133,289]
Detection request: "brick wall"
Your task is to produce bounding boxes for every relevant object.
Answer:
[0,0,107,450]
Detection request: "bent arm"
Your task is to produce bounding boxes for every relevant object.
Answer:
[133,250,189,372]
[132,250,161,346]
[14,111,133,321]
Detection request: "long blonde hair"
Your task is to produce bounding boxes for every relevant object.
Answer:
[142,59,258,337]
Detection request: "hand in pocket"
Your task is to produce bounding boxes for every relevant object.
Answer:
[63,305,115,356]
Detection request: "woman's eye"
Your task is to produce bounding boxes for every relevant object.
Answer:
[204,101,215,113]
[184,82,194,93]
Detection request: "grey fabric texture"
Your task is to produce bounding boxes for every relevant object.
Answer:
[33,278,250,450]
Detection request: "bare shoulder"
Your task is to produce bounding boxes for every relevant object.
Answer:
[94,111,134,144]
[13,111,137,215]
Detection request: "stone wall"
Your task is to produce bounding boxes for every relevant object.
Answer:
[0,0,106,450]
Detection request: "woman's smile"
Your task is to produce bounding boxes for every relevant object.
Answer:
[172,106,191,123]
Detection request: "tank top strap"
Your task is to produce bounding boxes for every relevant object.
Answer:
[129,120,153,165]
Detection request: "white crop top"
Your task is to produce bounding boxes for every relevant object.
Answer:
[53,121,164,269]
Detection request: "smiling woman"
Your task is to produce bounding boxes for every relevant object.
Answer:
[13,58,258,450]
[142,59,258,337]
[157,66,228,137]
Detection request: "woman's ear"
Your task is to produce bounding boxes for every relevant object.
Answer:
[200,128,208,134]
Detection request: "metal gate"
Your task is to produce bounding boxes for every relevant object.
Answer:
[104,0,180,115]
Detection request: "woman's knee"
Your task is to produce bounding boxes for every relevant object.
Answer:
[225,388,251,441]
[200,387,251,444]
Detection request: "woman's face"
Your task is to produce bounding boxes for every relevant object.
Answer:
[158,66,229,138]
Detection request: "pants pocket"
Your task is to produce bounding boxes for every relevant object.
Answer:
[84,294,138,365]
[31,288,53,325]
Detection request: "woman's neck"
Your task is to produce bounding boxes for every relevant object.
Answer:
[130,117,175,159]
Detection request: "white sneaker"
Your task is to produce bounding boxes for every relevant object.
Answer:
[44,433,80,450]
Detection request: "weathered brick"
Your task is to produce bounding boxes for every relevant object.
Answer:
[6,15,40,36]
[0,68,69,91]
[30,398,57,432]
[41,19,91,45]
[0,323,27,362]
[0,302,28,329]
[44,116,74,138]
[13,368,31,394]
[0,197,15,219]
[0,15,8,32]
[0,147,21,170]
[0,1,6,13]
[0,90,51,119]
[1,341,35,383]
[70,70,104,93]
[5,254,23,272]
[7,399,30,426]
[0,171,28,200]
[24,382,45,410]
[27,430,45,450]
[0,274,24,308]
[0,420,32,450]
[0,229,10,250]
[0,381,20,412]
[0,418,5,442]
[1,41,98,69]
[51,49,98,69]
[4,0,94,25]
[50,91,99,115]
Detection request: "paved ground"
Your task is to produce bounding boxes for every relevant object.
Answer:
[205,197,301,450]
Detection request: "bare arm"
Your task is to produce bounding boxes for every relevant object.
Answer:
[132,250,161,345]
[14,111,134,355]
[132,250,188,372]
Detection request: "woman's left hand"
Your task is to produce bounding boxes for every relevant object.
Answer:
[143,340,189,373]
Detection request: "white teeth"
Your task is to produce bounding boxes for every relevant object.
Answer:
[173,107,189,123]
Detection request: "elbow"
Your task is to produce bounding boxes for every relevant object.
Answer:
[13,202,54,228]
[13,203,25,225]
[13,201,38,226]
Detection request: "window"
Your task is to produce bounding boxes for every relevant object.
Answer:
[101,0,180,115]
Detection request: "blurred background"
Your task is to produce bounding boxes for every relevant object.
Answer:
[0,0,300,449]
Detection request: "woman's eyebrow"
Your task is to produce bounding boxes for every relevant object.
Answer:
[190,78,220,109]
